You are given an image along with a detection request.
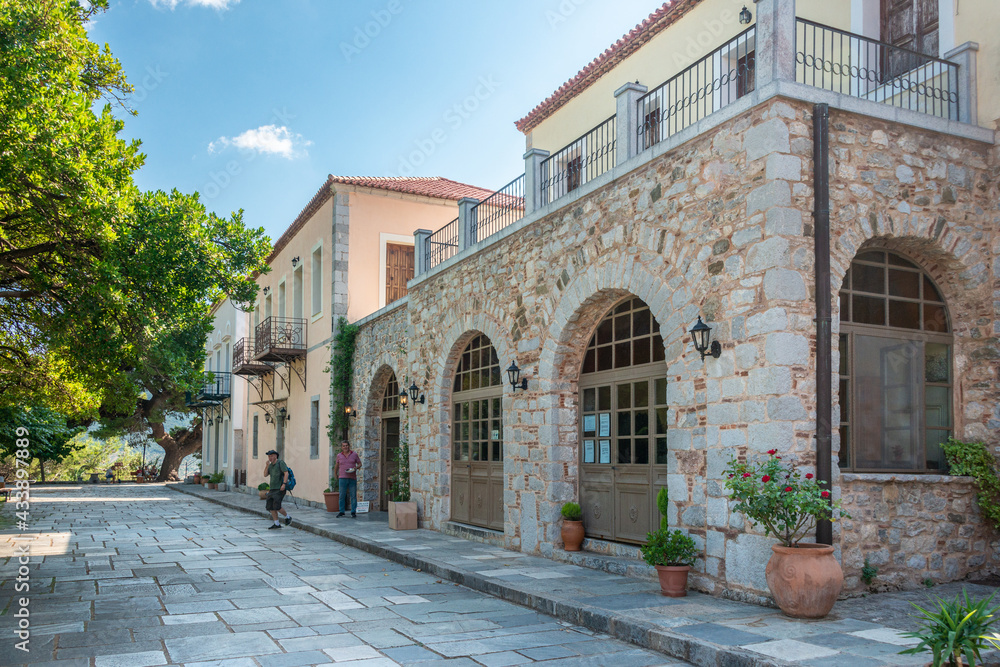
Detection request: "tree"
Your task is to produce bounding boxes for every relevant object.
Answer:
[0,0,144,415]
[0,406,84,482]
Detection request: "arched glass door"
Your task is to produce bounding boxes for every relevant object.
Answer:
[451,334,504,530]
[380,372,401,511]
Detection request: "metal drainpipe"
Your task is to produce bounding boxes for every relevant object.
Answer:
[813,103,833,545]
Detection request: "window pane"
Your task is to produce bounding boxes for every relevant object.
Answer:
[615,300,631,314]
[888,253,916,268]
[633,308,651,337]
[582,348,596,374]
[655,437,668,464]
[656,407,668,435]
[852,294,885,325]
[839,426,850,468]
[635,411,649,436]
[854,335,920,470]
[857,250,884,263]
[925,386,951,428]
[853,263,884,293]
[583,388,596,413]
[652,334,665,361]
[889,300,920,329]
[462,402,470,420]
[633,381,648,408]
[839,292,849,321]
[614,341,630,368]
[923,275,943,302]
[924,429,950,471]
[839,334,848,375]
[598,386,611,411]
[839,379,849,420]
[617,411,631,436]
[597,318,613,345]
[634,438,649,464]
[471,400,480,420]
[597,345,613,371]
[614,314,630,341]
[924,304,949,332]
[925,343,950,383]
[654,378,667,405]
[470,370,480,389]
[617,383,631,410]
[888,269,919,298]
[633,338,651,365]
[617,439,631,464]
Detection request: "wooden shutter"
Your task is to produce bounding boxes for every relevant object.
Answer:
[881,0,939,79]
[385,243,414,304]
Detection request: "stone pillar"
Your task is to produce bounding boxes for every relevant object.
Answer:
[754,0,797,89]
[413,228,432,276]
[614,81,648,166]
[944,41,979,125]
[523,148,550,215]
[457,197,479,251]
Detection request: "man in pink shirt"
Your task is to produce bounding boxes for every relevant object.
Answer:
[333,440,361,518]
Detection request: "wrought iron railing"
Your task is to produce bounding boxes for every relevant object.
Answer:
[426,216,459,271]
[637,25,756,152]
[232,337,254,370]
[541,115,616,206]
[471,175,525,243]
[254,317,306,356]
[198,371,231,399]
[795,18,958,120]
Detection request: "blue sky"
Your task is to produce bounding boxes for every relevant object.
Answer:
[89,0,660,243]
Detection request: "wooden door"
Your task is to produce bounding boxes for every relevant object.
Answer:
[385,243,414,304]
[881,0,939,79]
[380,416,400,511]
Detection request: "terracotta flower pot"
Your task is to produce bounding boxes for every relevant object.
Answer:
[193,475,202,485]
[561,520,584,551]
[654,565,690,597]
[258,490,268,499]
[207,483,217,490]
[765,543,843,618]
[323,492,340,512]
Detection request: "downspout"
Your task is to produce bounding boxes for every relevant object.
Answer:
[813,103,833,546]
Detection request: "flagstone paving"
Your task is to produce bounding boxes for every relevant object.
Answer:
[0,484,687,666]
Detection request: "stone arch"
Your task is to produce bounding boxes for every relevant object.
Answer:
[357,363,400,503]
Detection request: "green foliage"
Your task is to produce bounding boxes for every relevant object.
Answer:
[0,406,84,480]
[328,317,360,441]
[943,437,1000,531]
[257,482,269,491]
[723,450,850,547]
[861,557,878,587]
[386,420,410,502]
[899,591,1000,667]
[640,528,697,567]
[561,502,582,521]
[36,435,119,481]
[209,472,224,484]
[925,578,937,588]
[656,487,669,530]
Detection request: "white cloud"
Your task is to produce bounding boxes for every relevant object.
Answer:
[208,125,311,159]
[150,0,240,10]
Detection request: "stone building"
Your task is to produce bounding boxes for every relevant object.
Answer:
[347,0,999,598]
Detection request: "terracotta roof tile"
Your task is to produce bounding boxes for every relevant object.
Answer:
[515,1,700,134]
[267,176,493,264]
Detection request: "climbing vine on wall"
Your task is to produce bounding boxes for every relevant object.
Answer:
[327,316,359,442]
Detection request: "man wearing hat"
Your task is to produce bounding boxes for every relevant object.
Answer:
[263,450,292,529]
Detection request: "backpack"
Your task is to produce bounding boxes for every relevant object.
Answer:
[285,465,296,491]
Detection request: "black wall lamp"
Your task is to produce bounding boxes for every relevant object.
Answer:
[738,5,752,25]
[262,286,270,296]
[264,412,272,424]
[279,407,289,422]
[690,316,722,361]
[399,388,409,408]
[407,382,425,405]
[291,256,300,267]
[207,418,214,427]
[506,361,528,391]
[345,403,358,419]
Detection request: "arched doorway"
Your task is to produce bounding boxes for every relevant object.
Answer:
[579,296,667,544]
[379,372,401,511]
[450,333,504,530]
[837,249,952,471]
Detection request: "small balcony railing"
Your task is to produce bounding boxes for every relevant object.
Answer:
[253,317,307,363]
[541,114,616,206]
[185,371,231,407]
[232,337,271,376]
[426,216,459,271]
[471,174,525,243]
[795,18,958,120]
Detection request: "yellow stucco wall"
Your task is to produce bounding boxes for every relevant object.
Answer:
[954,0,1000,127]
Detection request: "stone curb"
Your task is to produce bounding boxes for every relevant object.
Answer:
[169,484,793,667]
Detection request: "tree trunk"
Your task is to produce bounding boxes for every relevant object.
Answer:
[150,419,201,482]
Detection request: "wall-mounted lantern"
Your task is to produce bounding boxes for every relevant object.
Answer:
[408,382,425,405]
[739,5,752,24]
[690,316,722,361]
[291,256,300,267]
[506,361,528,391]
[345,403,358,419]
[278,407,289,422]
[399,388,409,409]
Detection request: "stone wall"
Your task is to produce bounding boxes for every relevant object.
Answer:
[840,474,1000,593]
[351,96,999,596]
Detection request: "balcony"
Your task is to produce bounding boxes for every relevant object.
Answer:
[253,317,307,363]
[185,371,231,408]
[412,2,979,281]
[232,337,272,376]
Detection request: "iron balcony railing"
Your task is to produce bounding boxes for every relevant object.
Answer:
[253,317,307,361]
[426,216,459,271]
[198,371,231,400]
[795,18,958,120]
[541,114,616,206]
[637,25,755,152]
[471,174,525,243]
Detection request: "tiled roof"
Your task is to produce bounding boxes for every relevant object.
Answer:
[267,176,493,264]
[515,1,700,134]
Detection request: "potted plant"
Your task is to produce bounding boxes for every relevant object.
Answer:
[257,482,269,500]
[202,474,211,488]
[387,441,416,530]
[899,591,999,667]
[723,450,850,618]
[323,479,340,513]
[560,502,584,551]
[193,472,202,484]
[208,471,224,490]
[640,528,697,597]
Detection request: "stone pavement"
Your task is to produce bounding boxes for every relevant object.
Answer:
[0,483,688,667]
[170,483,1000,667]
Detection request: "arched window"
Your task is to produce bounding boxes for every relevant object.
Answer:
[451,334,503,530]
[379,372,401,511]
[838,250,952,472]
[579,297,667,544]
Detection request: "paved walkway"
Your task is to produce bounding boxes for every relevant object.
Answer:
[0,483,687,667]
[169,483,1000,667]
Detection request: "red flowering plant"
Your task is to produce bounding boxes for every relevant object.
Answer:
[723,450,849,547]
